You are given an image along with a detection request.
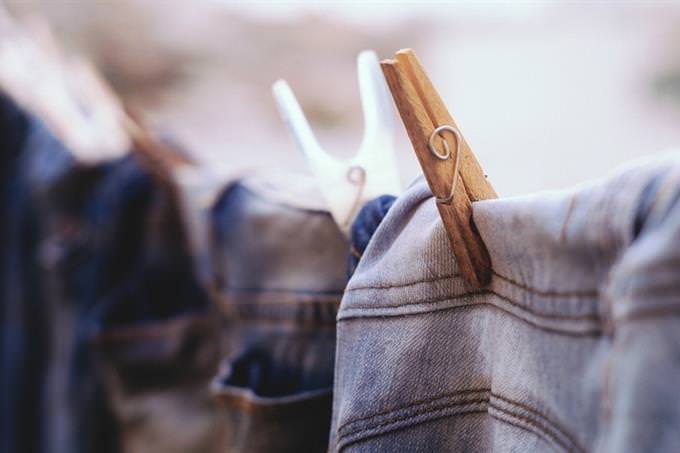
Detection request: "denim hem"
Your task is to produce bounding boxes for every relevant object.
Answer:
[336,389,584,453]
[212,385,332,416]
[213,292,340,325]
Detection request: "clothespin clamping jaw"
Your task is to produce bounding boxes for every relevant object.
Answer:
[381,49,497,288]
[272,50,401,234]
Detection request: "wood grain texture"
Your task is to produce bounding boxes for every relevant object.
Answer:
[381,50,493,288]
[395,49,497,201]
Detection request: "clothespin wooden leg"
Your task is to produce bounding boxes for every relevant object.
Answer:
[381,49,496,288]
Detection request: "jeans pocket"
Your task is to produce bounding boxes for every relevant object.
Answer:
[91,314,224,453]
[212,349,333,453]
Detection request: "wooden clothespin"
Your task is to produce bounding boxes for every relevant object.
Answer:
[381,49,497,288]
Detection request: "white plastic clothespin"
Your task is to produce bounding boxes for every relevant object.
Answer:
[272,50,401,234]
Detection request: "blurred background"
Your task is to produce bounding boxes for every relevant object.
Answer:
[5,0,680,196]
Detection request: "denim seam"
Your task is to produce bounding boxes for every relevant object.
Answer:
[348,271,599,298]
[558,193,578,244]
[634,172,666,233]
[488,409,569,453]
[645,168,680,226]
[217,297,339,324]
[213,387,332,415]
[600,168,636,260]
[343,290,599,321]
[337,408,488,451]
[346,272,462,291]
[492,270,598,298]
[222,287,345,296]
[599,312,617,441]
[338,302,602,337]
[224,299,341,305]
[337,390,582,452]
[215,293,341,309]
[337,388,489,434]
[337,396,578,452]
[490,397,584,453]
[492,393,581,450]
[220,315,338,328]
[337,401,489,451]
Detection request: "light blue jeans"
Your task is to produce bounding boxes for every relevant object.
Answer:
[331,153,680,452]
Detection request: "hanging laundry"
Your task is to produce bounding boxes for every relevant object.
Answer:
[209,172,349,452]
[0,93,78,453]
[330,153,680,452]
[76,150,222,453]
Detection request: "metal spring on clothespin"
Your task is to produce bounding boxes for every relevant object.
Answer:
[381,49,497,288]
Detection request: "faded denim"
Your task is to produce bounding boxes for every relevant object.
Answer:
[210,180,348,452]
[331,153,680,452]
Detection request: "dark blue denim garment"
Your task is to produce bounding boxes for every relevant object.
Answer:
[0,94,76,453]
[77,154,221,453]
[0,93,217,453]
[43,154,217,453]
[69,154,218,451]
[347,195,396,278]
[42,159,127,453]
[77,154,210,331]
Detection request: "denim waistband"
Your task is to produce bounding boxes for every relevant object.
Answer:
[210,180,348,323]
[341,154,680,327]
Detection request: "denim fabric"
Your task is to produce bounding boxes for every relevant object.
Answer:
[210,180,348,452]
[1,92,222,453]
[37,155,113,453]
[331,153,680,452]
[0,94,35,453]
[89,314,223,453]
[347,195,396,278]
[0,94,79,453]
[76,155,223,453]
